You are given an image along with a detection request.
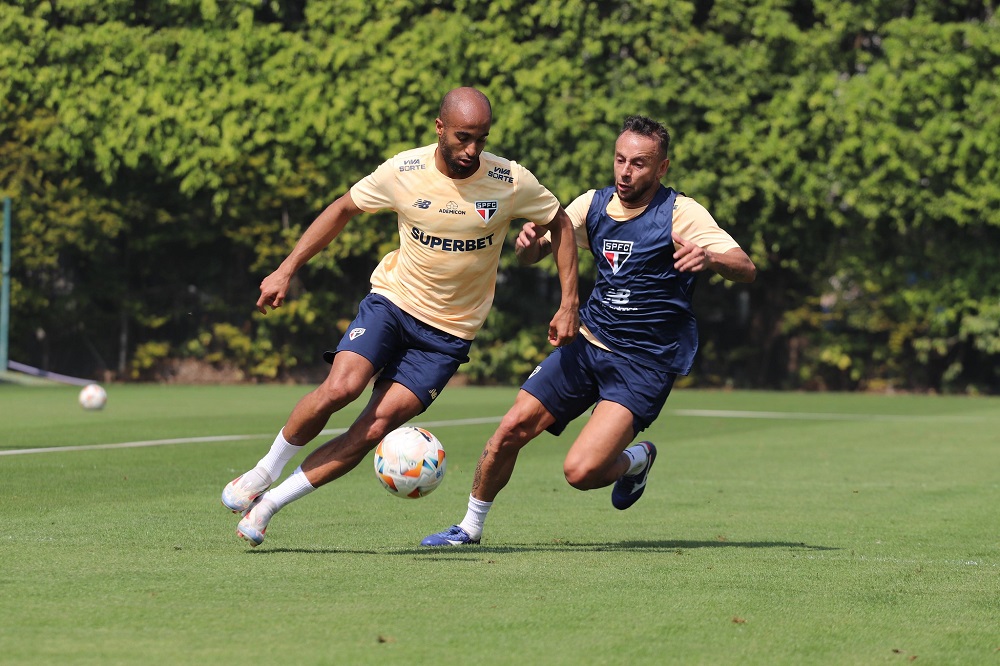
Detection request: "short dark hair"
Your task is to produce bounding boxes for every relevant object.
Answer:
[620,115,670,158]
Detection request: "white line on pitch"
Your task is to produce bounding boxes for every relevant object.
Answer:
[672,409,987,422]
[0,417,504,457]
[0,410,985,457]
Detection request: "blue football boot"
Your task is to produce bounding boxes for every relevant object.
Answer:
[611,441,657,510]
[421,525,481,547]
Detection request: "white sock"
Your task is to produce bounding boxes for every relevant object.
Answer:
[262,466,316,510]
[623,444,649,476]
[255,429,301,481]
[458,495,493,540]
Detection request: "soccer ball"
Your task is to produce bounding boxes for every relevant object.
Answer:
[78,383,107,411]
[373,426,446,498]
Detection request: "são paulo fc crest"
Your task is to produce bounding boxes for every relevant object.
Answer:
[349,327,366,340]
[603,239,633,274]
[475,200,498,223]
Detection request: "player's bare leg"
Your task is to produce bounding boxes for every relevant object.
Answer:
[282,351,379,445]
[561,400,636,490]
[562,400,658,509]
[299,379,425,488]
[471,390,555,501]
[238,379,425,546]
[422,390,554,546]
[222,351,376,513]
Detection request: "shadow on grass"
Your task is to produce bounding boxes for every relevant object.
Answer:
[248,539,840,556]
[401,539,842,556]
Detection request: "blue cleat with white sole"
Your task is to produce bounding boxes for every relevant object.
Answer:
[421,525,480,547]
[611,441,657,510]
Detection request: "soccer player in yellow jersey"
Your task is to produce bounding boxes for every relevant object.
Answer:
[222,87,580,547]
[423,115,756,546]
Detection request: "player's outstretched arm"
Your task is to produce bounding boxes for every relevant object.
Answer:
[257,192,364,314]
[538,208,581,346]
[671,232,757,284]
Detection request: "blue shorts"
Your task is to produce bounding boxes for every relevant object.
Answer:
[323,293,472,409]
[521,336,677,437]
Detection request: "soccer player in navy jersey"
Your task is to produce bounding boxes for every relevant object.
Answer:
[423,115,756,546]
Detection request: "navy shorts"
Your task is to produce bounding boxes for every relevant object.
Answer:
[324,293,472,409]
[520,336,677,437]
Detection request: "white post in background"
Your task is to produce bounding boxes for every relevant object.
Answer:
[1,196,11,372]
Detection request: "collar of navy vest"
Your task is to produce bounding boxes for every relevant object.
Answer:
[592,184,675,221]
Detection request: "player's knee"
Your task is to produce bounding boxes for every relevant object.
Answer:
[563,458,602,490]
[491,398,549,451]
[489,414,535,454]
[313,379,365,414]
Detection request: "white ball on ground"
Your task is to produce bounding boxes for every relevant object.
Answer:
[373,426,446,498]
[78,383,107,410]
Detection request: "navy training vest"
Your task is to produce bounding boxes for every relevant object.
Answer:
[580,185,698,374]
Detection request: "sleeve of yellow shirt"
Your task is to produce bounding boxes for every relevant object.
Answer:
[510,162,562,224]
[539,189,592,249]
[349,158,397,213]
[564,190,596,249]
[672,195,740,254]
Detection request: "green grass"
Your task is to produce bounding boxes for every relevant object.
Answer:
[1,383,998,664]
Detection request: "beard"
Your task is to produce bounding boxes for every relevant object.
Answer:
[439,142,478,177]
[616,178,657,206]
[616,183,642,204]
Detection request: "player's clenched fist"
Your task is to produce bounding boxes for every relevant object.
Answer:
[256,271,291,314]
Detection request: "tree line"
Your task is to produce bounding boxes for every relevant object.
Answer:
[2,0,998,392]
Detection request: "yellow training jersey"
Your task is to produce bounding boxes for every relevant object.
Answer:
[350,144,561,340]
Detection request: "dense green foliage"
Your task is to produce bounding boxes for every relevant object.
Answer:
[2,0,998,391]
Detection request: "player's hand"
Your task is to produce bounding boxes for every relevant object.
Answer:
[672,232,713,273]
[515,223,550,266]
[548,304,580,347]
[515,222,543,252]
[256,270,291,314]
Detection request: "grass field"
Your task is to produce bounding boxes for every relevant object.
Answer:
[1,382,997,664]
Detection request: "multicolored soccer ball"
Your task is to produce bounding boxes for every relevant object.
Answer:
[78,383,107,411]
[373,426,446,498]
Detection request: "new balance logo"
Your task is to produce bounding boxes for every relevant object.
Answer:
[412,199,431,209]
[603,288,631,306]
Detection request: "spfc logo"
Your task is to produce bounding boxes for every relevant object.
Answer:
[349,327,366,340]
[475,200,498,223]
[603,240,633,274]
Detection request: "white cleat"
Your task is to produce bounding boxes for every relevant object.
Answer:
[221,468,272,514]
[236,496,277,547]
